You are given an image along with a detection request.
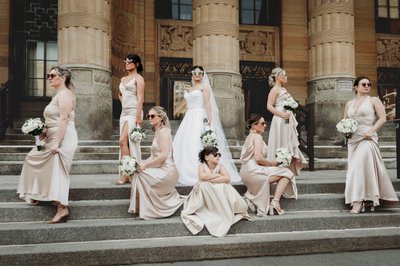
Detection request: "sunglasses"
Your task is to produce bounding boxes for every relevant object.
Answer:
[147,114,158,119]
[46,73,59,79]
[191,71,204,76]
[360,82,371,88]
[254,121,266,126]
[211,152,221,157]
[124,59,135,65]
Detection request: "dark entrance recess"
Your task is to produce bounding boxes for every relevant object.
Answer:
[240,61,275,121]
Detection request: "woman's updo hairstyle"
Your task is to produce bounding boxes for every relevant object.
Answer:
[150,106,170,129]
[198,146,219,163]
[268,67,285,87]
[246,113,263,129]
[353,76,370,94]
[51,66,75,91]
[126,54,144,74]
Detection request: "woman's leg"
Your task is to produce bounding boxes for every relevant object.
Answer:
[268,175,290,214]
[49,201,69,223]
[116,122,130,184]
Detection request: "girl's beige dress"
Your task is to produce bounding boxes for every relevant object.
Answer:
[128,127,183,219]
[240,132,297,216]
[267,89,307,175]
[345,96,398,206]
[119,77,142,164]
[17,96,78,206]
[181,163,250,237]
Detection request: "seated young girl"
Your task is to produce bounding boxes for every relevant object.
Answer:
[180,146,250,237]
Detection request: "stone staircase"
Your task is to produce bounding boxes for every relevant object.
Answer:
[0,119,399,265]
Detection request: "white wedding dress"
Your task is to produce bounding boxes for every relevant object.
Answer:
[173,88,241,186]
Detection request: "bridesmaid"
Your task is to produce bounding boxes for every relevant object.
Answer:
[17,66,78,223]
[343,76,398,213]
[266,67,307,175]
[128,106,183,219]
[240,114,297,216]
[181,146,250,237]
[116,54,145,185]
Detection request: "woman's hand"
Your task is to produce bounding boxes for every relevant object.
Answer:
[363,131,373,140]
[136,117,143,127]
[50,146,59,154]
[39,128,47,140]
[137,164,146,173]
[281,112,290,120]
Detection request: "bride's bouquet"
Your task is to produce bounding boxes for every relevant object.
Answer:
[283,97,299,124]
[21,118,46,151]
[130,127,147,143]
[336,118,358,147]
[200,118,218,147]
[275,148,292,167]
[119,155,139,177]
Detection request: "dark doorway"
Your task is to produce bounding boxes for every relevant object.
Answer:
[240,61,275,121]
[159,57,193,119]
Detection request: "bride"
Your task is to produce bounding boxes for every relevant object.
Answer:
[173,65,241,186]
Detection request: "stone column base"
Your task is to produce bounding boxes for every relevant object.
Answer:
[307,76,355,140]
[208,72,244,140]
[66,65,113,140]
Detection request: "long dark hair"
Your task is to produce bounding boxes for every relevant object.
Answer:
[198,146,219,164]
[246,113,263,129]
[126,54,144,74]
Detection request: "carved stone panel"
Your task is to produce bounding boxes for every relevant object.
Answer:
[239,25,279,63]
[377,34,400,68]
[157,20,193,58]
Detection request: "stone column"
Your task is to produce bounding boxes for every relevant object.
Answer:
[192,0,244,139]
[307,0,355,139]
[58,0,112,139]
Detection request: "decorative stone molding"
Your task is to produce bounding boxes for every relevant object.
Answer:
[193,0,236,9]
[157,20,193,58]
[93,70,111,85]
[239,26,278,62]
[58,13,109,34]
[193,21,238,39]
[113,11,137,48]
[377,35,400,68]
[309,0,354,19]
[309,29,354,47]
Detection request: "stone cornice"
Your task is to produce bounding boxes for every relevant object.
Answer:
[193,0,237,9]
[193,21,238,39]
[309,1,354,19]
[58,13,109,34]
[309,29,354,47]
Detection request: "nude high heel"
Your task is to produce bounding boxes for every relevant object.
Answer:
[349,201,365,214]
[269,199,285,216]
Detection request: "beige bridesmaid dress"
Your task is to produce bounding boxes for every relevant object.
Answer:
[181,163,250,237]
[345,96,398,206]
[240,132,297,216]
[119,77,142,165]
[128,127,183,219]
[267,89,307,175]
[17,96,78,206]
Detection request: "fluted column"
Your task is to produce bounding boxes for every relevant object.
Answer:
[307,0,355,139]
[58,0,112,139]
[193,0,244,139]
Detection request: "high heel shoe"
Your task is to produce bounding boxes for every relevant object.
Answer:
[349,201,365,214]
[49,208,69,224]
[244,197,256,213]
[365,201,375,212]
[269,199,285,216]
[115,175,130,185]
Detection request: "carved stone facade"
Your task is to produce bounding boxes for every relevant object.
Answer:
[377,34,400,68]
[239,26,279,62]
[157,20,193,58]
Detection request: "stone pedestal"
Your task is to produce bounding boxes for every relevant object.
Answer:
[57,0,112,139]
[307,0,355,139]
[192,0,244,139]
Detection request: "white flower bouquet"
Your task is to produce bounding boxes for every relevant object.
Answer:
[275,148,292,167]
[201,118,218,146]
[130,127,147,143]
[21,118,46,151]
[336,118,358,139]
[119,155,139,177]
[282,97,299,124]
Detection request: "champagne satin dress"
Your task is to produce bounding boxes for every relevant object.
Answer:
[240,132,297,216]
[17,95,78,206]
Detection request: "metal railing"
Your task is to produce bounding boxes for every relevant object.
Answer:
[0,82,10,139]
[294,104,315,171]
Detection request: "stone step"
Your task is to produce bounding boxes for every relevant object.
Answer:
[0,226,399,265]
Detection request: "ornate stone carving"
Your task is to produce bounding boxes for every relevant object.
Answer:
[93,70,110,85]
[160,25,192,52]
[377,36,400,68]
[113,11,137,47]
[316,80,336,91]
[239,27,278,62]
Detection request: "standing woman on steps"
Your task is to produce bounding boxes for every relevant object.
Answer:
[266,67,307,175]
[17,66,78,223]
[116,54,145,185]
[343,76,398,214]
[128,106,183,219]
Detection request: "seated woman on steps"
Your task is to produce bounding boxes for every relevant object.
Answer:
[239,114,297,216]
[128,106,183,219]
[181,146,250,237]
